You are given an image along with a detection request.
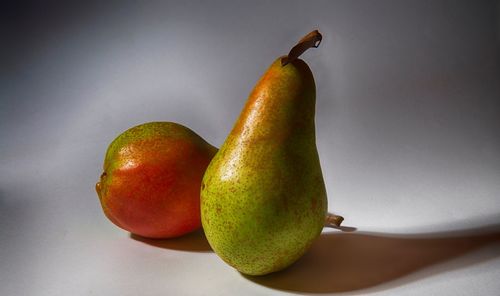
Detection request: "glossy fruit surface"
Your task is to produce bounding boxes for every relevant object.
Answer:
[97,122,217,238]
[201,57,327,275]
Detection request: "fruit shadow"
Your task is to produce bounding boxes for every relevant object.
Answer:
[130,228,213,253]
[244,223,500,293]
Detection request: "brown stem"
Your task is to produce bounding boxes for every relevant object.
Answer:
[281,30,323,66]
[325,212,344,227]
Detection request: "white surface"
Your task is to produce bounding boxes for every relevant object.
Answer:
[1,1,500,295]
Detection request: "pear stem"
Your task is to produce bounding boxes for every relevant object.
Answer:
[325,212,344,227]
[281,30,323,66]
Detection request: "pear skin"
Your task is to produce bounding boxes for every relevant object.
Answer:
[201,54,327,275]
[97,122,217,238]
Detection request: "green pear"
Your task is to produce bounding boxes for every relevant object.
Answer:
[201,31,334,275]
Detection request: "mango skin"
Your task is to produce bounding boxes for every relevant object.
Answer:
[201,57,327,275]
[96,122,217,239]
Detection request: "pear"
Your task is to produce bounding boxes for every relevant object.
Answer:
[201,31,338,275]
[96,122,217,238]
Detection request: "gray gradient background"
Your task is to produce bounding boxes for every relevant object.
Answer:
[1,1,500,295]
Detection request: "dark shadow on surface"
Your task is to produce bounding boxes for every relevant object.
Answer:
[130,228,213,253]
[245,224,500,293]
[327,225,358,232]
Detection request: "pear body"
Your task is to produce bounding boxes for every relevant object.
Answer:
[201,57,327,275]
[97,122,217,238]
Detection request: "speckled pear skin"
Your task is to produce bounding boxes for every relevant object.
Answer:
[201,57,327,276]
[97,122,217,238]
